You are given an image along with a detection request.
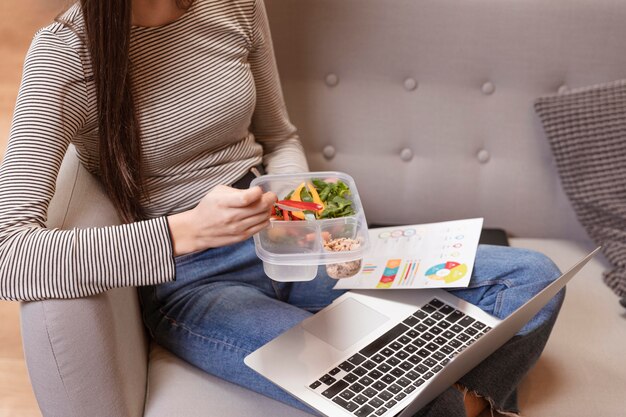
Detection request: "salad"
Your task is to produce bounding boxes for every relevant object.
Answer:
[271,178,356,221]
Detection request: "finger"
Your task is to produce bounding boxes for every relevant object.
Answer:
[242,217,271,237]
[263,191,278,204]
[229,191,278,219]
[250,191,278,215]
[231,210,273,233]
[213,215,270,244]
[219,186,264,208]
[228,218,270,245]
[220,204,271,226]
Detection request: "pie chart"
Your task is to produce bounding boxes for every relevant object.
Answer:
[425,261,468,284]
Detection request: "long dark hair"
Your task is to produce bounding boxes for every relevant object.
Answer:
[78,0,193,223]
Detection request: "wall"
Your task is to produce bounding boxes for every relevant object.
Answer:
[0,0,68,157]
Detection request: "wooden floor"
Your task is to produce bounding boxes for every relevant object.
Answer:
[0,1,68,416]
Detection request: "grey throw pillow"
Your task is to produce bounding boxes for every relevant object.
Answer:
[535,80,626,298]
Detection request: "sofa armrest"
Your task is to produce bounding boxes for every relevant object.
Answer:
[20,146,150,417]
[21,289,149,417]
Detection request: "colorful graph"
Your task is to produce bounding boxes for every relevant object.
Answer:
[398,260,420,287]
[425,261,468,284]
[376,259,402,288]
[361,264,377,275]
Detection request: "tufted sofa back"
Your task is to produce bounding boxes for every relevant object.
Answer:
[264,0,626,240]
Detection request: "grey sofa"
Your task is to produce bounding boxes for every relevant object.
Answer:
[20,0,626,416]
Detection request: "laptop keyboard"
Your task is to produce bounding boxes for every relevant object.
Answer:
[307,298,491,417]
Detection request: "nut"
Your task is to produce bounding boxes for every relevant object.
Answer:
[324,237,362,278]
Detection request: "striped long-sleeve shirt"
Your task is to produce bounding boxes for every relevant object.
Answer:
[0,0,308,301]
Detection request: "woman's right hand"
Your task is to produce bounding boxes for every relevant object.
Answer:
[167,185,277,257]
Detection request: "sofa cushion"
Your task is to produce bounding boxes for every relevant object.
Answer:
[512,238,626,417]
[143,343,314,417]
[535,82,626,297]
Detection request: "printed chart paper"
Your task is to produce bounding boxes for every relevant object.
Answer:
[334,218,483,290]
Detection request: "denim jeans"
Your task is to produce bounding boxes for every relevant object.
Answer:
[139,240,564,416]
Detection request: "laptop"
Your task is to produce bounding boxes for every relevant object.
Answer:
[245,247,600,417]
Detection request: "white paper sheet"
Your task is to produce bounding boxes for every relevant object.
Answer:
[333,218,483,290]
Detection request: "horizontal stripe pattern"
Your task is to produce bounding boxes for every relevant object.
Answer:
[0,0,306,300]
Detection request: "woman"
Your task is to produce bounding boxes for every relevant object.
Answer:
[0,0,563,416]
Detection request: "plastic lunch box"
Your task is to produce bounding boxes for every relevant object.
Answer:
[250,171,370,282]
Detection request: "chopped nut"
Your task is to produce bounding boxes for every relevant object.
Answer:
[324,237,362,278]
[323,237,360,251]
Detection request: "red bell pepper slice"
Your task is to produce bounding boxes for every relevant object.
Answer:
[275,200,323,212]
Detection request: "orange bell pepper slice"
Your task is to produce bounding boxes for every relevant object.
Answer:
[289,182,306,219]
[307,182,325,213]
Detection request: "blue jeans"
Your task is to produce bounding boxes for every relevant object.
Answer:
[138,240,564,416]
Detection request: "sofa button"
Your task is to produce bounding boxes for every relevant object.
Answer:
[558,84,569,94]
[481,82,496,95]
[403,78,418,91]
[477,149,490,164]
[322,145,336,159]
[400,148,414,162]
[325,73,339,87]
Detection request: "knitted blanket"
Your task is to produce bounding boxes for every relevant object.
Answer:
[535,80,626,298]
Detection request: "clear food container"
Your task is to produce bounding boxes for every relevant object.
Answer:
[251,172,370,282]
